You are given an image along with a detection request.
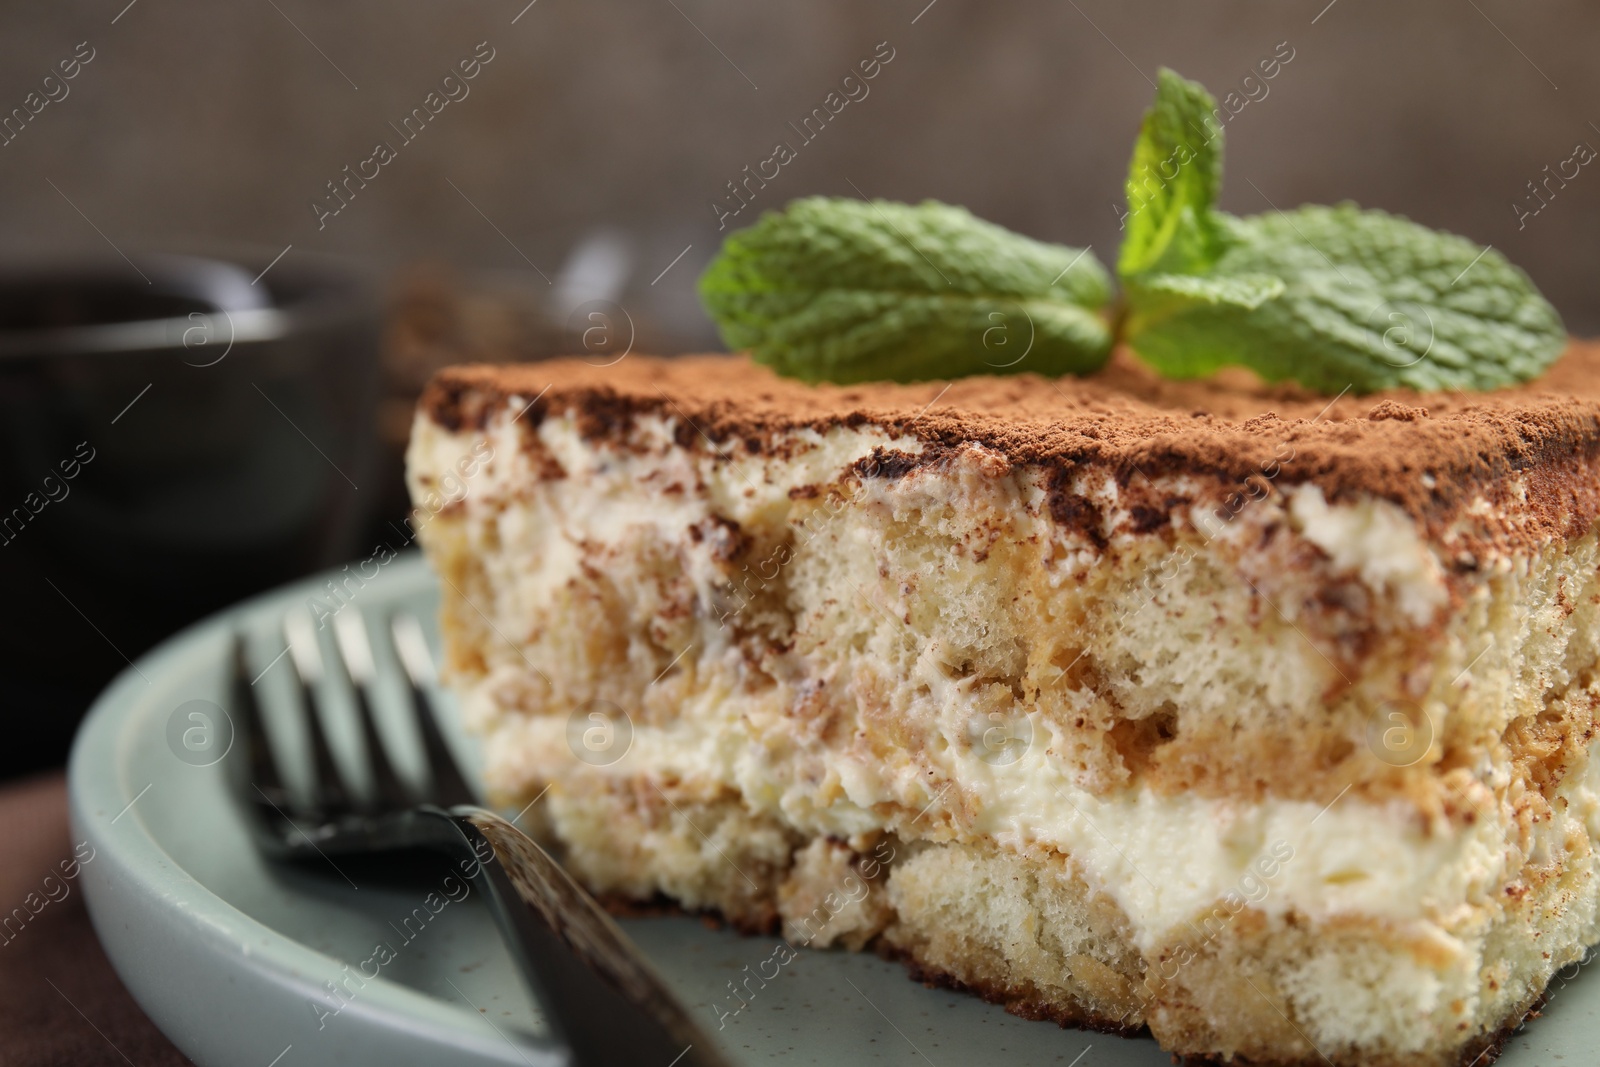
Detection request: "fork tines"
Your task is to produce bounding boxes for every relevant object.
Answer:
[391,614,476,808]
[234,608,475,824]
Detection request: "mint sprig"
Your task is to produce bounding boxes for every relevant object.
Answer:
[1119,70,1566,393]
[697,71,1566,395]
[698,197,1113,384]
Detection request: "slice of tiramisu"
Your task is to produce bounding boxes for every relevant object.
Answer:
[407,345,1600,1066]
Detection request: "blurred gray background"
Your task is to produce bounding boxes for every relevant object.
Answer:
[2,0,1597,338]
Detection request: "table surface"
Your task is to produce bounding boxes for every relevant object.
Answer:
[0,772,190,1067]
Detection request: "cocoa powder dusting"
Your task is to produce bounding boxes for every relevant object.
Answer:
[417,342,1600,557]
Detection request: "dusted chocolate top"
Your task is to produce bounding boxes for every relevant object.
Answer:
[420,342,1600,549]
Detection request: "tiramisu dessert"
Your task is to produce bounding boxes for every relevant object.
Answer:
[405,69,1595,1067]
[409,348,1600,1066]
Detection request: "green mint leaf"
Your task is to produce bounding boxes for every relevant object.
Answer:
[1124,205,1567,393]
[1118,70,1567,394]
[699,196,1113,384]
[1118,69,1226,278]
[1126,270,1284,313]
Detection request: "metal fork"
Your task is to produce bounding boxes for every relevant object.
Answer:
[232,607,730,1067]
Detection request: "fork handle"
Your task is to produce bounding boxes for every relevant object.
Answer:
[396,806,729,1067]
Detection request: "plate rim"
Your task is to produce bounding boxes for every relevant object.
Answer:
[67,552,563,1067]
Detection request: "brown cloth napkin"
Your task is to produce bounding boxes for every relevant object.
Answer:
[0,772,190,1067]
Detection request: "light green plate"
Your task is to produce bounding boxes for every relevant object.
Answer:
[69,553,1595,1066]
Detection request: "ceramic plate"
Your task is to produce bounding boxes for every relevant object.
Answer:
[69,554,1598,1066]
